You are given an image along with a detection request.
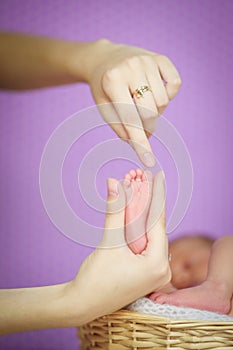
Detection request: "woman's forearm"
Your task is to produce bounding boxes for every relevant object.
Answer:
[0,282,82,335]
[0,32,97,89]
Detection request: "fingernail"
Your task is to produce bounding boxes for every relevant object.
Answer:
[142,152,155,167]
[123,179,130,188]
[107,178,118,197]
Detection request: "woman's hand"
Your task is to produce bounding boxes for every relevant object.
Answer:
[0,172,170,334]
[80,39,182,167]
[0,33,181,167]
[64,171,171,326]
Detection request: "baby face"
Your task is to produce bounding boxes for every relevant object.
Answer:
[169,236,212,289]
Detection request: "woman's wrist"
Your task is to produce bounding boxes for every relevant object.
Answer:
[58,280,87,327]
[67,38,112,84]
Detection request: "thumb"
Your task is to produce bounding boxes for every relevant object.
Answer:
[145,171,168,258]
[99,178,126,248]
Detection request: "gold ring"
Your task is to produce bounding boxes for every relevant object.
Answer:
[132,85,151,98]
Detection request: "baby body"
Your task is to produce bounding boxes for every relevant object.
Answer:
[123,168,233,316]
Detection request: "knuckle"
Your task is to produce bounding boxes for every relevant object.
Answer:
[131,134,148,146]
[122,115,134,126]
[126,124,142,135]
[125,56,141,70]
[157,98,169,109]
[154,262,171,281]
[105,213,112,223]
[157,54,168,62]
[138,106,157,120]
[162,263,171,278]
[145,112,158,122]
[146,259,169,282]
[139,54,152,64]
[102,68,120,89]
[171,77,182,89]
[142,112,157,121]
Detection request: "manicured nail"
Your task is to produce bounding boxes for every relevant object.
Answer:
[142,152,155,167]
[107,178,118,197]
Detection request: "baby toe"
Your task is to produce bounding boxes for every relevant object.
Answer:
[129,169,137,180]
[136,168,143,177]
[149,292,164,301]
[123,173,131,186]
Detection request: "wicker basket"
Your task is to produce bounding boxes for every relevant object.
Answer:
[78,309,233,349]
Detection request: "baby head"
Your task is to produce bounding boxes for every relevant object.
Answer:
[169,235,214,289]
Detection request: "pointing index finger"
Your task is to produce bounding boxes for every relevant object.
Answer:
[112,97,156,168]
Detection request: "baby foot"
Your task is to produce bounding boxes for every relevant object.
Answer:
[149,282,177,298]
[150,281,231,315]
[123,169,153,254]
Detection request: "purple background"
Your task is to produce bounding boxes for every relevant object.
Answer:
[0,0,232,349]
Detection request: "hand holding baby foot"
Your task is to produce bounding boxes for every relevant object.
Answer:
[150,280,231,315]
[123,168,153,254]
[62,172,171,326]
[0,172,171,335]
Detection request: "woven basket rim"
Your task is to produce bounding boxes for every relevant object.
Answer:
[99,308,233,326]
[78,309,233,350]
